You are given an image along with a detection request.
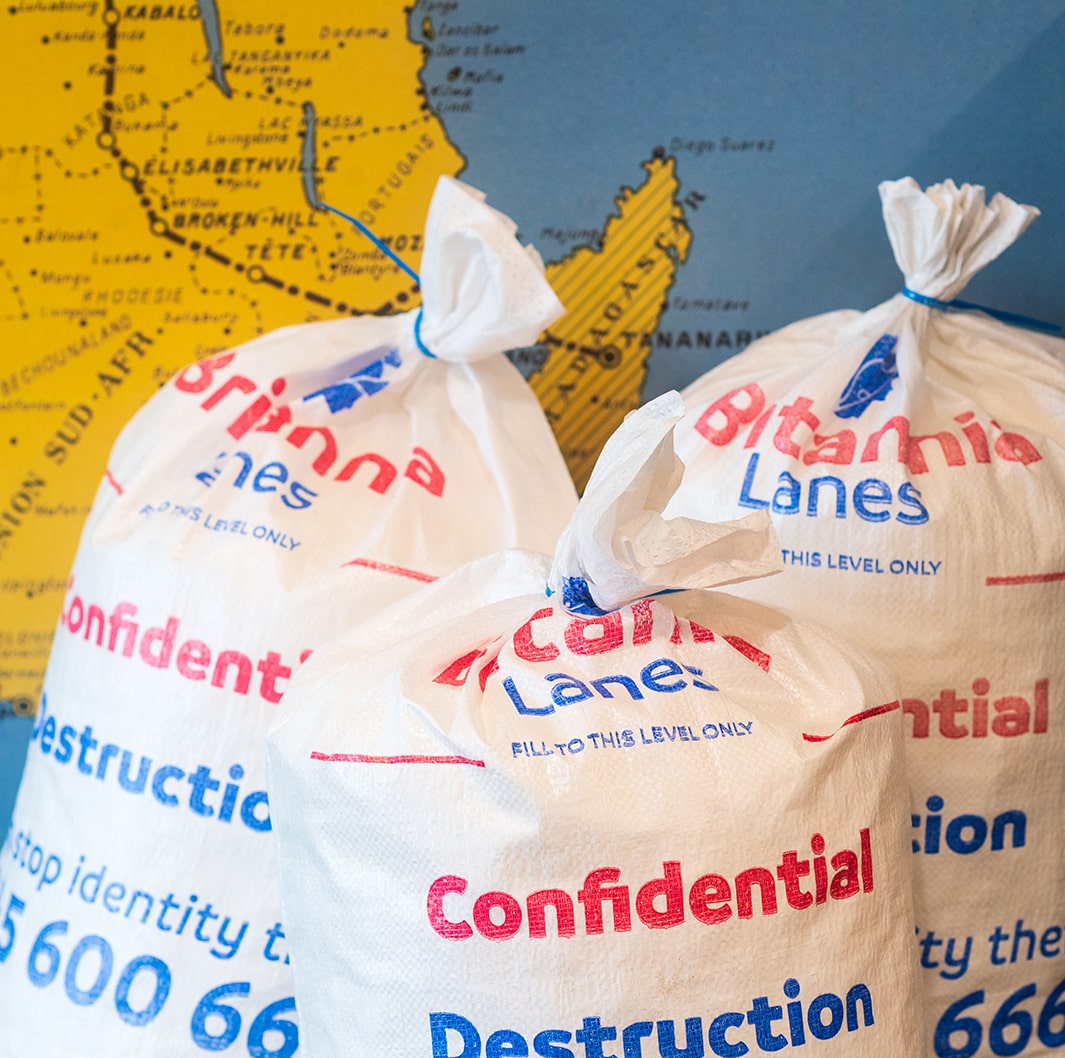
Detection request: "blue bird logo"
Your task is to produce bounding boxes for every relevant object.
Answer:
[834,334,899,419]
[303,347,403,413]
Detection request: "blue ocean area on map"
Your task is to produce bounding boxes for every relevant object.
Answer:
[2,717,32,827]
[410,0,1065,398]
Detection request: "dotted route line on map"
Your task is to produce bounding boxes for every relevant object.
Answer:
[1,141,111,184]
[0,259,28,322]
[93,0,421,319]
[186,256,263,336]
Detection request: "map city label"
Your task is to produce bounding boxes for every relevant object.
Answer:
[63,92,150,147]
[80,287,183,305]
[121,5,201,19]
[141,155,341,177]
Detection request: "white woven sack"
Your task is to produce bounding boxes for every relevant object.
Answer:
[0,176,577,1056]
[267,393,924,1058]
[670,178,1065,1057]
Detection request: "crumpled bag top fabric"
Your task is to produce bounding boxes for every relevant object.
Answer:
[418,175,564,362]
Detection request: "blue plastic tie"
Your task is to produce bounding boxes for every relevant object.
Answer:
[319,202,420,283]
[545,580,683,615]
[414,309,436,359]
[901,287,1062,335]
[319,202,438,358]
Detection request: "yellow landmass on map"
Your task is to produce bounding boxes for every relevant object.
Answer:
[531,153,691,491]
[0,0,466,707]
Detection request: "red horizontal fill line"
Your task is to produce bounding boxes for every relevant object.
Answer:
[802,700,900,743]
[104,468,124,495]
[986,571,1065,586]
[310,751,485,767]
[341,557,437,583]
